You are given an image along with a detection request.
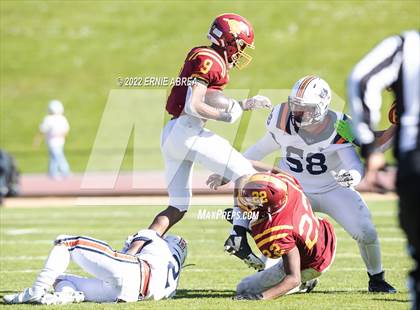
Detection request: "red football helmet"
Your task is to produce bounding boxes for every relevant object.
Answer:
[207,13,255,69]
[237,173,288,214]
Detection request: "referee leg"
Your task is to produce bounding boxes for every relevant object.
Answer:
[397,173,420,309]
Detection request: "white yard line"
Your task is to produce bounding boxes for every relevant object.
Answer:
[181,267,409,273]
[0,252,408,261]
[2,193,397,208]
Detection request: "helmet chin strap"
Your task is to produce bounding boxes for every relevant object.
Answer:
[211,42,230,66]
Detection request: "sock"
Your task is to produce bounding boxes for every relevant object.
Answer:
[230,206,250,234]
[32,245,70,293]
[358,238,383,276]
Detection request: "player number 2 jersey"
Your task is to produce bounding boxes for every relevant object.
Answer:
[250,173,336,272]
[126,230,182,300]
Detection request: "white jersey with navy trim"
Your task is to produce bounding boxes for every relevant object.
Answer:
[244,103,361,193]
[129,230,182,300]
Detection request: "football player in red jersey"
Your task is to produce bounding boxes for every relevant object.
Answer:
[126,14,271,261]
[233,172,336,300]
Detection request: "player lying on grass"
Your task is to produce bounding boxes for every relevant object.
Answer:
[3,230,187,305]
[232,172,336,300]
[208,76,396,293]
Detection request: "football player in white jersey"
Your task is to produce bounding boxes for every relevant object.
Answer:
[3,230,187,305]
[209,76,396,292]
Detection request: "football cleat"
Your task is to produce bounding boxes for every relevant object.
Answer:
[299,278,319,293]
[368,271,397,293]
[48,291,85,304]
[242,253,266,271]
[3,288,46,304]
[234,292,263,300]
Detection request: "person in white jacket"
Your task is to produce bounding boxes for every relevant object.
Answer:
[39,100,70,178]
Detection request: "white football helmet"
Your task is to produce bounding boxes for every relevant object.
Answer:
[164,235,188,266]
[288,76,331,127]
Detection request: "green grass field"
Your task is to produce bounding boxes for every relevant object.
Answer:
[0,197,412,309]
[1,1,419,172]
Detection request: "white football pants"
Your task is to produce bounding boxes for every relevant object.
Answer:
[308,186,382,275]
[32,235,141,303]
[237,259,325,296]
[161,114,255,211]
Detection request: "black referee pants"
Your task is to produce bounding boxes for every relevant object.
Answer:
[397,172,420,310]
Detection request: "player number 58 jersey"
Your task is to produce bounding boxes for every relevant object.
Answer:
[266,103,354,193]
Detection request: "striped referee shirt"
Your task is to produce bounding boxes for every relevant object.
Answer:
[347,30,419,160]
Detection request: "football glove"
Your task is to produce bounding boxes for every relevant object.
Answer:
[388,101,398,124]
[334,119,355,143]
[234,293,263,300]
[206,173,230,190]
[224,226,265,271]
[331,169,362,188]
[240,95,272,111]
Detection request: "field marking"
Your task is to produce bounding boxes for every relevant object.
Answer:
[3,193,397,208]
[0,269,40,273]
[0,251,408,261]
[0,269,77,273]
[0,240,55,244]
[4,229,41,235]
[181,267,410,273]
[336,237,406,242]
[1,256,47,260]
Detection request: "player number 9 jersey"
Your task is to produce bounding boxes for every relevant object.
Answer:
[166,46,229,118]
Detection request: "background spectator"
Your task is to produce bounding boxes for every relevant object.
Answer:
[37,100,71,179]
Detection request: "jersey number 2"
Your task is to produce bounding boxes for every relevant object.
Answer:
[286,146,327,175]
[165,255,181,289]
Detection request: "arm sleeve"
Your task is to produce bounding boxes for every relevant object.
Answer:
[347,35,403,157]
[243,132,280,160]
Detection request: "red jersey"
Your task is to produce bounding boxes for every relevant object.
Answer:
[166,46,229,118]
[251,173,336,272]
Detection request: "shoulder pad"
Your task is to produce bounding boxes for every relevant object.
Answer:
[266,103,292,134]
[188,47,227,78]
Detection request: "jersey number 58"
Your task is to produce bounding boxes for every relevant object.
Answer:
[286,146,327,175]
